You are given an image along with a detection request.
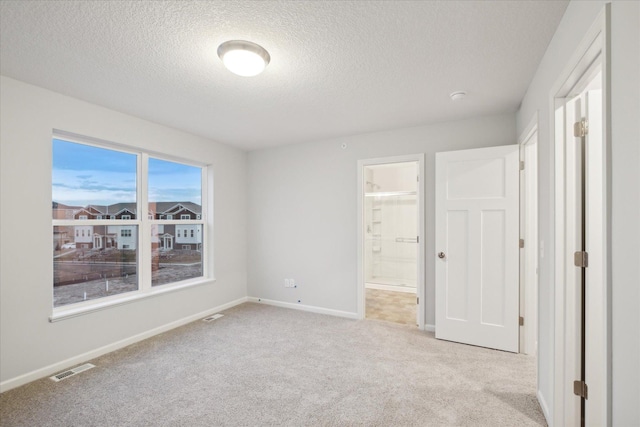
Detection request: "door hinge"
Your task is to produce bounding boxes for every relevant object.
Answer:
[416,297,419,305]
[519,316,524,326]
[573,380,589,399]
[520,161,525,171]
[574,251,589,268]
[519,239,525,249]
[417,175,419,182]
[416,236,419,243]
[574,120,589,137]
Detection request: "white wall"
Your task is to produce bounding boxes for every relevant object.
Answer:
[516,0,640,424]
[247,113,515,325]
[610,1,640,423]
[0,76,248,386]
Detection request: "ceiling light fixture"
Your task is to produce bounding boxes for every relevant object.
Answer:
[450,91,467,101]
[217,40,270,77]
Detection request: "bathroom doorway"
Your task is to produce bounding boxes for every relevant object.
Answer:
[357,155,425,328]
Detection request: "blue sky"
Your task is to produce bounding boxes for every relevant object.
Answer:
[52,139,201,206]
[148,157,201,204]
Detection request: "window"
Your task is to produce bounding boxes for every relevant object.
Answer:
[190,230,194,238]
[149,158,203,286]
[52,136,207,310]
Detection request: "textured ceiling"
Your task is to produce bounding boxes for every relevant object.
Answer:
[0,1,568,151]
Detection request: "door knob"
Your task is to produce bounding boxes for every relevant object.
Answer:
[438,252,446,259]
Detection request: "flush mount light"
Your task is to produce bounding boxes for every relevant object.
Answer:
[450,91,467,101]
[217,40,270,77]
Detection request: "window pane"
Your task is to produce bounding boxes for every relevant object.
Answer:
[53,225,138,307]
[148,158,202,220]
[52,139,137,220]
[151,224,203,286]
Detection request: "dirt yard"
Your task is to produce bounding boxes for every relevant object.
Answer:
[54,252,203,307]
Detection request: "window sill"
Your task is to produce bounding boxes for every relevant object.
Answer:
[49,277,216,323]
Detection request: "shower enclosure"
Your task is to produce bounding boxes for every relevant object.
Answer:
[364,162,418,291]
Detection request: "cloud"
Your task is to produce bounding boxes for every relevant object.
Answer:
[53,168,200,206]
[52,169,136,205]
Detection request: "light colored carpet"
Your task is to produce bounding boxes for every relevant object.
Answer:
[0,303,546,426]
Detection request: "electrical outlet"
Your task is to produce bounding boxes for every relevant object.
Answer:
[290,279,295,287]
[284,279,290,287]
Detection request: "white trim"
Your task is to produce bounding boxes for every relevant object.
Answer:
[357,154,426,330]
[152,219,203,225]
[54,219,140,226]
[518,117,539,358]
[161,204,200,215]
[1,296,247,393]
[248,297,358,320]
[551,6,610,426]
[425,324,435,333]
[537,390,551,427]
[51,278,217,322]
[139,152,149,292]
[113,208,135,216]
[365,282,416,293]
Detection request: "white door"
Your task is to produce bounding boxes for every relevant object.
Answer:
[435,145,520,352]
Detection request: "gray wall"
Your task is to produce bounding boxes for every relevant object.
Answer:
[0,76,248,385]
[516,0,640,423]
[247,113,516,325]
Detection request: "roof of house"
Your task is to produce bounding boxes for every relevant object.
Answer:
[53,201,201,215]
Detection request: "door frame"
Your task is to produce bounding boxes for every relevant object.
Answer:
[518,115,539,357]
[551,5,610,426]
[357,154,426,329]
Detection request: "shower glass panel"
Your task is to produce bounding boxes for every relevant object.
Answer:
[364,162,418,290]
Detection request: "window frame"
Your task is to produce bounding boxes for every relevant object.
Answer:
[50,131,212,322]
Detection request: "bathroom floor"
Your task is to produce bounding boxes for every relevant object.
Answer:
[365,287,417,326]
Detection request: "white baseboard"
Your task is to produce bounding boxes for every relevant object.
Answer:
[425,324,435,332]
[0,296,248,393]
[537,389,551,426]
[248,297,358,320]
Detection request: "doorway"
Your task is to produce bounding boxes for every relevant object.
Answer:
[519,119,539,357]
[357,154,425,328]
[552,10,609,425]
